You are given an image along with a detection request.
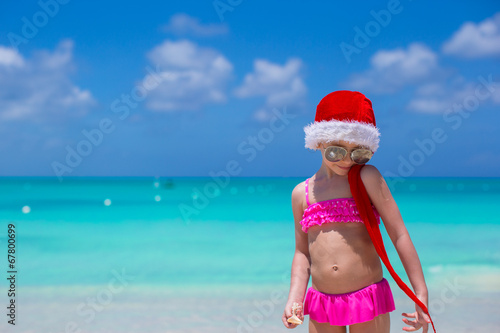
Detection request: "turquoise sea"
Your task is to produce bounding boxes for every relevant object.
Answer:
[0,177,499,333]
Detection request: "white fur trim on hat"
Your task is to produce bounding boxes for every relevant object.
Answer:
[304,119,380,152]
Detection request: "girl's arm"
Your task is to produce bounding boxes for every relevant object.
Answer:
[282,183,311,328]
[360,165,431,330]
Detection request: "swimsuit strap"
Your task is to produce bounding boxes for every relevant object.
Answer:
[305,178,311,206]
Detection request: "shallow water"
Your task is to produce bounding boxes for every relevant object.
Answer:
[0,177,499,332]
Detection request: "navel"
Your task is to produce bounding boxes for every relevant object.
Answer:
[332,265,339,271]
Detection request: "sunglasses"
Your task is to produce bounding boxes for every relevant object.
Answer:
[321,144,373,164]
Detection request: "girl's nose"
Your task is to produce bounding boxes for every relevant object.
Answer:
[344,152,353,163]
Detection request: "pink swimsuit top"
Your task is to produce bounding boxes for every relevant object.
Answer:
[300,178,381,233]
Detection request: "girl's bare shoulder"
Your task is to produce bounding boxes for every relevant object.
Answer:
[359,164,383,183]
[359,164,389,194]
[291,179,308,213]
[291,180,306,201]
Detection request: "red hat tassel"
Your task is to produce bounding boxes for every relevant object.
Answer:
[348,164,437,333]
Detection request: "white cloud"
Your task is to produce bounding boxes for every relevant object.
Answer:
[344,43,439,94]
[162,13,228,37]
[0,39,94,121]
[442,12,500,58]
[0,46,24,67]
[343,41,500,113]
[407,75,500,113]
[144,39,233,111]
[234,58,307,119]
[407,79,470,113]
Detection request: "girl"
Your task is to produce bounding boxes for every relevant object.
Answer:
[281,91,434,333]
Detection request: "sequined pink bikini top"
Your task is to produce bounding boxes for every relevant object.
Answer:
[300,178,381,233]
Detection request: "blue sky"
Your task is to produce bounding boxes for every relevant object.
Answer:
[0,0,499,178]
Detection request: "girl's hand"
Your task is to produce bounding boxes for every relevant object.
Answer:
[281,301,304,329]
[402,304,431,332]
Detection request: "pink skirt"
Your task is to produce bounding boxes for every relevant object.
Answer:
[303,278,395,326]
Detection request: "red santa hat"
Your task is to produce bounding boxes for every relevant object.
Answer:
[304,90,381,152]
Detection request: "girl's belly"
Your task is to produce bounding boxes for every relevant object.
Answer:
[307,222,383,294]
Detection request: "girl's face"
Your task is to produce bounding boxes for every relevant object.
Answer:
[319,140,366,176]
